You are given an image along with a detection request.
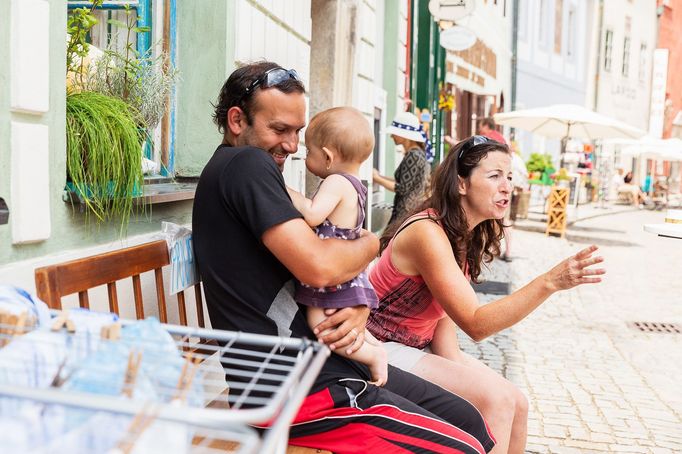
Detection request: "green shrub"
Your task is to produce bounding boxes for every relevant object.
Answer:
[526,153,554,173]
[66,91,145,232]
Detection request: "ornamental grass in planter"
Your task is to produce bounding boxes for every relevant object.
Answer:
[66,91,145,230]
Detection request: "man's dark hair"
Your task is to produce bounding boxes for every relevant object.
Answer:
[212,61,306,134]
[480,117,496,129]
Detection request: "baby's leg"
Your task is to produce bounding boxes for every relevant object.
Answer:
[306,307,388,386]
[307,307,336,337]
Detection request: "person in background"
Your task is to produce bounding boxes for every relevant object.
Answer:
[478,117,506,145]
[501,142,529,261]
[372,112,431,227]
[619,171,648,207]
[610,167,625,201]
[367,135,605,453]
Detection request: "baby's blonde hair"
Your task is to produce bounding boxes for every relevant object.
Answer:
[305,107,375,164]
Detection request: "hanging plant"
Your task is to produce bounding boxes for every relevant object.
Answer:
[66,91,145,232]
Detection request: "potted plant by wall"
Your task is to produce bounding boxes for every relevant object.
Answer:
[65,92,145,227]
[526,153,554,184]
[553,168,572,188]
[65,2,177,233]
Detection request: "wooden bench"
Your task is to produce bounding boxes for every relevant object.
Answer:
[34,240,330,454]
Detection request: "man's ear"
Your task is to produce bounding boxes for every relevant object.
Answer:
[322,146,335,169]
[226,106,247,136]
[458,177,468,196]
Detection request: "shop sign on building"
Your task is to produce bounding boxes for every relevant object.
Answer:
[649,49,669,138]
[440,25,476,51]
[428,0,475,21]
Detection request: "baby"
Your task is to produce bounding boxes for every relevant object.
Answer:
[287,107,387,386]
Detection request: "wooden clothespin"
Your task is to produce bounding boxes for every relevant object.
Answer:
[51,311,76,333]
[173,352,201,402]
[121,349,143,398]
[100,322,122,341]
[114,404,158,454]
[0,309,29,347]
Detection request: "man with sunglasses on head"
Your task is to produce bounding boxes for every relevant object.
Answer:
[192,61,495,453]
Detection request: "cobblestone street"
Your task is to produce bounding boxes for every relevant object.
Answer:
[463,208,682,453]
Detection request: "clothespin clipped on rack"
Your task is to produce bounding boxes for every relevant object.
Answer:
[51,311,76,333]
[121,349,143,398]
[173,352,201,402]
[0,309,29,347]
[100,322,122,341]
[112,404,159,454]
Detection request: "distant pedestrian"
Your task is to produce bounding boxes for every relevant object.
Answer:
[373,112,431,227]
[478,117,507,146]
[368,135,605,453]
[610,167,625,201]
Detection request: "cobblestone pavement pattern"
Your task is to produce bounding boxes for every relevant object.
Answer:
[460,209,682,453]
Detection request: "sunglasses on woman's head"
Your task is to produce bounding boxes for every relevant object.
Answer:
[241,68,301,101]
[458,135,490,160]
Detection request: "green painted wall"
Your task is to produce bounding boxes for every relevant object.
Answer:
[1,0,236,265]
[381,0,400,204]
[412,0,432,111]
[0,0,10,242]
[174,0,235,176]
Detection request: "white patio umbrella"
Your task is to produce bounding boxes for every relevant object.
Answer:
[494,104,645,141]
[621,137,682,161]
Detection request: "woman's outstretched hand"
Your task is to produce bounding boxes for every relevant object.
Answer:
[543,245,605,292]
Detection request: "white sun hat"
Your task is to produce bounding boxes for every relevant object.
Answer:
[386,112,426,143]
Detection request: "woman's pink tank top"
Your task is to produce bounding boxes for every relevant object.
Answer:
[366,211,447,349]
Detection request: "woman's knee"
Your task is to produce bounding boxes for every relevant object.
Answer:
[490,381,527,417]
[513,388,529,419]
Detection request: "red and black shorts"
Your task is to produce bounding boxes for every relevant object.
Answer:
[289,365,496,453]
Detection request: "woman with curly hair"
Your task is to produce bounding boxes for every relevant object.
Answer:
[366,135,605,453]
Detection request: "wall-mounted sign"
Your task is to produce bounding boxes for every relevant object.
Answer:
[649,48,669,139]
[440,25,476,51]
[428,0,475,21]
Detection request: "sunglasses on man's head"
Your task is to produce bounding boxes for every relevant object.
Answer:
[242,67,301,100]
[458,135,491,160]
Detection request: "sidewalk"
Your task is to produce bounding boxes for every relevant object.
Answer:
[513,202,642,237]
[465,208,682,453]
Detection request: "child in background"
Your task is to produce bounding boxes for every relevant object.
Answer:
[287,107,387,386]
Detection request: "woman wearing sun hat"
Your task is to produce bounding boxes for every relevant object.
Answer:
[373,111,432,227]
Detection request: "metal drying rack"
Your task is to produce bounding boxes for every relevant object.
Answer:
[0,312,330,453]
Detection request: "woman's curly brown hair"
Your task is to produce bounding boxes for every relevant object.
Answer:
[380,136,510,283]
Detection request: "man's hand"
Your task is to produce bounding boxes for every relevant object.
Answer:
[314,306,370,354]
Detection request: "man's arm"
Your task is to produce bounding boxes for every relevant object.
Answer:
[262,218,377,352]
[262,217,378,288]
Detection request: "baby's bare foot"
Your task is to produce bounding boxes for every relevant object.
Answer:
[368,345,388,387]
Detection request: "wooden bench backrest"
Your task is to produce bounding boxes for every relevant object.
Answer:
[34,240,204,327]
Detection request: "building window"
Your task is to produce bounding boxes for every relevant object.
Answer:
[518,0,527,40]
[67,0,177,176]
[566,8,575,57]
[538,0,549,46]
[622,36,631,77]
[604,29,613,72]
[638,42,647,82]
[554,0,563,54]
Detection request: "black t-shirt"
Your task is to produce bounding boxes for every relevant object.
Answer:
[192,145,369,391]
